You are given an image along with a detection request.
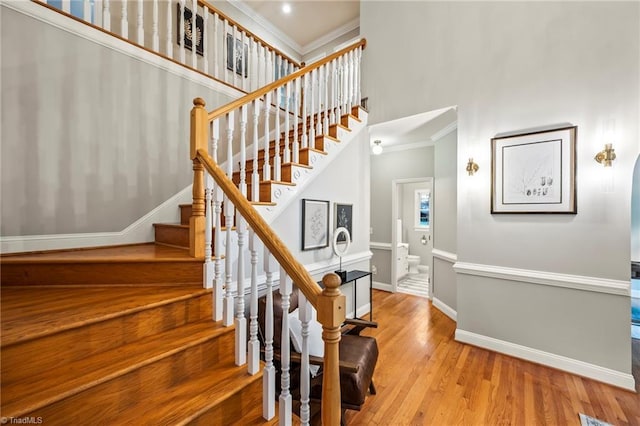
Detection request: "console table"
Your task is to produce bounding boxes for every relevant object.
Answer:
[320,270,373,320]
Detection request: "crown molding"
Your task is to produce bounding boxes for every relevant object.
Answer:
[379,140,436,154]
[430,121,458,142]
[301,17,360,56]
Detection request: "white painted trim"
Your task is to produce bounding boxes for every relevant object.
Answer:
[3,1,243,99]
[304,19,360,56]
[372,281,392,292]
[432,249,457,263]
[432,297,457,321]
[430,121,457,142]
[453,262,630,296]
[370,242,391,251]
[381,140,435,154]
[0,186,192,253]
[455,329,636,391]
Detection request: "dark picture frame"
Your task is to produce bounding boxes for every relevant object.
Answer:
[226,34,248,78]
[491,125,577,214]
[334,203,353,243]
[176,4,204,56]
[302,199,330,251]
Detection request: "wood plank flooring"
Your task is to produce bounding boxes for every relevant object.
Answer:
[340,290,640,426]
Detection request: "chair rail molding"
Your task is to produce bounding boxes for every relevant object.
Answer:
[455,329,636,391]
[370,241,391,251]
[453,262,630,296]
[432,248,457,263]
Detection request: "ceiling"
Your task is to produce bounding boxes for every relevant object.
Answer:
[233,0,360,54]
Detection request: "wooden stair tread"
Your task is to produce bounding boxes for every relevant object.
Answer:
[112,361,262,424]
[0,243,195,264]
[1,286,210,347]
[1,319,231,417]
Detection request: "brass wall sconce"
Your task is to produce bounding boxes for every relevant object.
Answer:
[466,158,479,175]
[594,144,616,167]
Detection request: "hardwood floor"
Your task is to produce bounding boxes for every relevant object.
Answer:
[341,290,640,426]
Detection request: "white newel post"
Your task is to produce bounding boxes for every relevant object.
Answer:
[223,111,235,327]
[247,229,260,375]
[262,251,277,420]
[279,269,292,426]
[165,0,172,57]
[120,0,128,39]
[136,0,143,45]
[299,293,312,426]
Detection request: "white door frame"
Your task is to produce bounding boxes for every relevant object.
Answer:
[391,177,434,295]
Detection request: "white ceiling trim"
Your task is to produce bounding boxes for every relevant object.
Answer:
[376,140,436,154]
[229,0,304,56]
[430,121,458,142]
[301,17,360,56]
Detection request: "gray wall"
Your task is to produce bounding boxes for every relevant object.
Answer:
[370,146,434,284]
[633,156,640,262]
[362,1,638,378]
[1,7,235,236]
[400,181,430,264]
[433,130,458,310]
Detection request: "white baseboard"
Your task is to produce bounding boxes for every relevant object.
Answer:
[432,297,457,321]
[455,329,636,391]
[372,281,392,292]
[1,186,192,253]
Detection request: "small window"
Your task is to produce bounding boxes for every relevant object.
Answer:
[414,189,430,229]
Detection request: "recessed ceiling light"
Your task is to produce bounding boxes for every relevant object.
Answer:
[282,3,291,14]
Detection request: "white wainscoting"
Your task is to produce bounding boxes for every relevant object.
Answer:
[455,329,636,391]
[453,262,630,296]
[432,297,457,321]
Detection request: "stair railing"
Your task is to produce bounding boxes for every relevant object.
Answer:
[32,0,300,93]
[189,39,366,425]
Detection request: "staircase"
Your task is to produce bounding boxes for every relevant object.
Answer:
[1,107,367,424]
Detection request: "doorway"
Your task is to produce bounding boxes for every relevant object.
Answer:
[391,177,434,297]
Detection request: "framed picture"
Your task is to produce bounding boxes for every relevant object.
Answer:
[302,199,330,250]
[176,4,204,56]
[334,203,353,243]
[491,125,577,214]
[226,34,248,78]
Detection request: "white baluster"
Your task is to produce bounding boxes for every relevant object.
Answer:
[204,175,213,291]
[283,82,291,166]
[191,0,197,68]
[94,0,103,27]
[120,0,128,39]
[348,50,355,112]
[83,0,91,22]
[336,56,343,121]
[302,72,308,149]
[250,38,257,91]
[317,65,323,136]
[178,0,185,63]
[356,46,362,107]
[279,270,292,426]
[202,7,208,74]
[165,0,172,57]
[151,0,159,51]
[136,0,143,45]
[263,92,272,183]
[270,50,276,84]
[223,111,235,327]
[223,20,229,84]
[232,25,238,88]
[330,59,337,125]
[252,99,261,201]
[299,293,312,426]
[61,0,70,13]
[293,77,300,164]
[309,69,316,144]
[272,87,280,181]
[323,64,329,133]
[213,183,223,321]
[262,251,277,420]
[235,212,247,366]
[241,31,247,91]
[102,0,110,31]
[213,13,219,78]
[239,104,248,196]
[247,229,260,375]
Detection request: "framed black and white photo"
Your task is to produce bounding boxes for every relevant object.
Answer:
[226,34,248,77]
[491,126,577,214]
[334,203,353,243]
[302,199,330,250]
[176,4,204,56]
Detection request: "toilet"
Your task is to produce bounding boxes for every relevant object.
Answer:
[407,255,420,274]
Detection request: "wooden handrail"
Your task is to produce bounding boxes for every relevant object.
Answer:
[198,0,301,68]
[195,148,322,306]
[207,38,367,121]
